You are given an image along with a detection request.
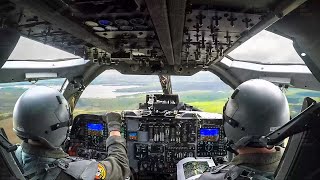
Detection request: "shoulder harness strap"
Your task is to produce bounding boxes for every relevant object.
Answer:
[23,161,63,180]
[56,157,99,180]
[23,157,101,180]
[208,164,274,180]
[237,166,274,180]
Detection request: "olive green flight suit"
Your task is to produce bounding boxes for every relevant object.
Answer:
[15,136,130,180]
[199,147,283,180]
[229,147,283,172]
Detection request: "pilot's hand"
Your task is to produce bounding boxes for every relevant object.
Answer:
[106,112,122,136]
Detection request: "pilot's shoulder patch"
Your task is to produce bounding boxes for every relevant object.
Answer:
[95,163,107,180]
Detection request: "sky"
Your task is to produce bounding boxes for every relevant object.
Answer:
[229,30,304,64]
[8,30,304,64]
[8,37,78,60]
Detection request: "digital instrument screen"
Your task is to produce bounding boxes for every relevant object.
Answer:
[87,123,104,136]
[87,123,105,147]
[128,132,138,141]
[200,128,219,142]
[88,123,104,131]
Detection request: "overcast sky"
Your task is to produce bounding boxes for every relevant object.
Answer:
[8,37,78,60]
[229,30,303,64]
[8,30,304,64]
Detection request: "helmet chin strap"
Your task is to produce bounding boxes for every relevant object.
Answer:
[62,116,73,148]
[234,136,256,148]
[223,99,239,155]
[225,140,239,155]
[49,114,73,148]
[232,136,271,150]
[62,110,74,149]
[50,121,70,131]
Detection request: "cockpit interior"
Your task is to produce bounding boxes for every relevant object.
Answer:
[67,95,227,179]
[1,0,320,179]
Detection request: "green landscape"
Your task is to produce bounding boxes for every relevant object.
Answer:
[73,91,230,119]
[1,71,320,143]
[75,89,319,117]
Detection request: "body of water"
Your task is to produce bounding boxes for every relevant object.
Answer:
[80,85,162,98]
[0,84,158,99]
[81,85,141,98]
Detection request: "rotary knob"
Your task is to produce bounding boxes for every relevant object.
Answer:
[205,143,214,152]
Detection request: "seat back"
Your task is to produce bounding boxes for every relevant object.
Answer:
[0,128,25,179]
[275,97,320,180]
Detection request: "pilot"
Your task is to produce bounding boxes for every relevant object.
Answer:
[13,86,130,180]
[200,79,290,180]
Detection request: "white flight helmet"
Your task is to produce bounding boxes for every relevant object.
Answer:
[13,86,72,149]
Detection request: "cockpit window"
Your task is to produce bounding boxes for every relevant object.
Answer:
[8,36,79,60]
[3,36,87,69]
[286,88,320,117]
[75,70,162,116]
[75,71,233,115]
[229,30,305,65]
[171,72,232,113]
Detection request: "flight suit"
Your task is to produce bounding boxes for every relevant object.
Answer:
[229,147,283,172]
[199,147,283,180]
[15,136,130,180]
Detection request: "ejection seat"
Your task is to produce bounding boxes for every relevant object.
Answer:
[0,128,25,179]
[275,97,320,180]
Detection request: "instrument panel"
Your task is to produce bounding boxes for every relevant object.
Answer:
[67,95,227,179]
[197,119,227,158]
[86,122,106,150]
[67,111,227,179]
[123,110,227,179]
[67,114,108,159]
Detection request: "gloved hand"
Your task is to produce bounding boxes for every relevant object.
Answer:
[106,112,122,133]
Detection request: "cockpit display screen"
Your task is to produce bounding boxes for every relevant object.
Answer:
[128,132,138,141]
[87,123,104,136]
[87,123,104,131]
[87,123,105,148]
[200,128,219,142]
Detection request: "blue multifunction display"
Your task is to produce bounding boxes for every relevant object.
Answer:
[199,128,219,142]
[87,123,105,149]
[197,127,225,157]
[67,114,109,160]
[128,132,138,141]
[87,123,104,131]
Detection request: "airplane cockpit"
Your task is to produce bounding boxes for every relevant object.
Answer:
[66,94,227,179]
[1,0,320,179]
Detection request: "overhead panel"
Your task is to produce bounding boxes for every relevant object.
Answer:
[2,0,307,77]
[8,0,111,56]
[182,8,261,66]
[4,0,165,65]
[180,0,307,67]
